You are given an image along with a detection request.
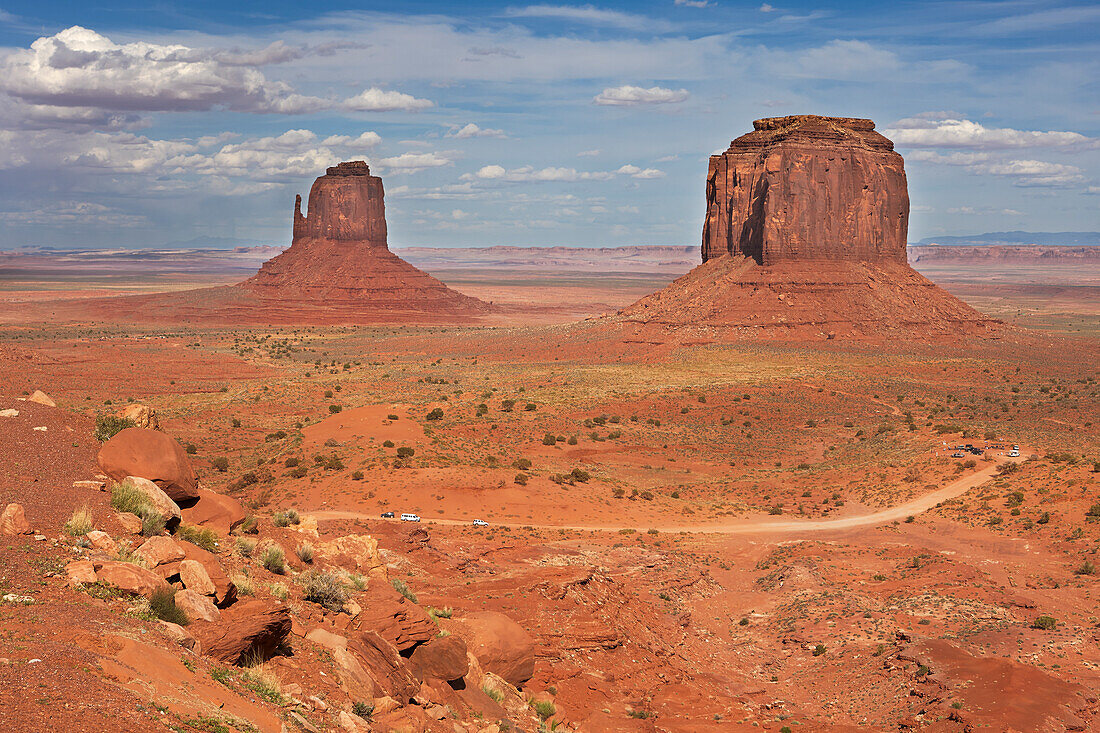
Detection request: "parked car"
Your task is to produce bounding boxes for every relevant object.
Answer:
[381,511,395,519]
[400,513,421,523]
[472,519,489,527]
[1008,449,1020,458]
[951,452,965,458]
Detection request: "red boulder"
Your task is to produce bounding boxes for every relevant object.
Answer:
[190,600,291,665]
[97,427,199,502]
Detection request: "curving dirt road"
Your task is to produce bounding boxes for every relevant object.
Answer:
[313,456,1024,536]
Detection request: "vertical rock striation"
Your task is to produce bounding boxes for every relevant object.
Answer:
[702,116,909,265]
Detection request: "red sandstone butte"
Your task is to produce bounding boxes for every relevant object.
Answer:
[242,161,489,313]
[603,115,997,341]
[702,115,909,265]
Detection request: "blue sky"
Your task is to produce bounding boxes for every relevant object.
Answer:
[0,1,1097,249]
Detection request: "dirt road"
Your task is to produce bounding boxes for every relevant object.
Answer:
[314,456,1023,535]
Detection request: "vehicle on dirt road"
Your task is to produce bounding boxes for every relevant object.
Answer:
[381,511,395,519]
[472,519,489,527]
[400,513,421,522]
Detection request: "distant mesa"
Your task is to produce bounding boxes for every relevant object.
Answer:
[610,115,998,341]
[241,161,489,315]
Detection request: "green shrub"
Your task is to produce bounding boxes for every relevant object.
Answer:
[514,473,528,486]
[110,479,153,515]
[351,470,364,481]
[425,407,444,421]
[530,699,556,721]
[148,586,189,626]
[211,457,229,472]
[352,701,374,720]
[176,523,218,552]
[261,546,286,574]
[1033,615,1057,631]
[812,644,826,656]
[240,515,258,534]
[482,685,503,703]
[140,510,166,537]
[236,538,256,556]
[542,433,556,446]
[329,404,342,414]
[391,578,418,603]
[300,570,348,611]
[396,446,415,459]
[295,542,314,563]
[570,468,590,483]
[64,505,94,537]
[382,440,395,448]
[284,456,300,468]
[94,414,136,442]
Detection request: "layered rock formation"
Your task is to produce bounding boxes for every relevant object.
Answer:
[702,116,909,265]
[241,161,489,315]
[608,115,997,341]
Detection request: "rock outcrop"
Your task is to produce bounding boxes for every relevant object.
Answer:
[240,161,490,316]
[600,115,997,341]
[702,115,908,265]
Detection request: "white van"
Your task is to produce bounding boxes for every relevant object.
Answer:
[1008,449,1020,458]
[400,513,421,523]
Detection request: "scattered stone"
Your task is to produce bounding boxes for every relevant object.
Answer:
[133,535,185,567]
[32,426,47,432]
[1,503,32,535]
[85,530,117,553]
[33,534,47,541]
[179,487,245,534]
[96,427,200,502]
[28,390,56,407]
[122,476,181,527]
[92,561,167,596]
[0,409,18,418]
[178,559,216,596]
[444,611,535,686]
[174,589,220,623]
[190,600,291,665]
[116,512,143,534]
[158,620,200,653]
[73,480,105,490]
[336,710,370,732]
[350,581,436,651]
[288,711,320,733]
[307,695,327,711]
[118,403,158,430]
[66,560,97,585]
[1,594,35,605]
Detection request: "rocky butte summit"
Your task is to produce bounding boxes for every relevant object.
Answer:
[612,115,997,341]
[240,161,489,317]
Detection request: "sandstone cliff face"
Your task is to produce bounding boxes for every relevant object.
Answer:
[702,115,909,265]
[242,161,489,314]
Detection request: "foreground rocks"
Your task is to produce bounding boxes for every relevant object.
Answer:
[191,600,291,664]
[97,428,199,502]
[1,503,32,535]
[445,611,535,686]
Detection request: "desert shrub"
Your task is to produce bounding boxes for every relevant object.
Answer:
[110,480,152,515]
[570,468,590,483]
[382,440,395,448]
[1074,560,1096,576]
[387,414,399,421]
[567,434,578,445]
[425,407,444,421]
[240,515,258,534]
[64,505,94,536]
[812,644,826,656]
[148,586,189,626]
[328,404,342,414]
[284,456,300,468]
[639,490,654,501]
[288,466,308,479]
[1033,615,1057,630]
[391,577,418,603]
[230,571,254,596]
[242,665,284,704]
[211,456,229,473]
[500,399,515,412]
[427,606,453,620]
[273,509,300,527]
[628,710,651,719]
[295,542,314,563]
[530,699,556,721]
[483,684,504,703]
[768,505,783,515]
[351,470,364,480]
[176,523,218,552]
[512,458,532,470]
[612,487,625,499]
[542,433,557,446]
[352,701,374,720]
[1037,512,1051,524]
[94,414,136,442]
[236,538,256,556]
[396,446,415,459]
[1086,504,1100,520]
[324,456,344,471]
[524,402,537,411]
[300,570,348,611]
[261,546,286,574]
[514,473,528,486]
[231,418,241,428]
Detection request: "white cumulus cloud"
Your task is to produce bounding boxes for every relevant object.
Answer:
[447,123,506,139]
[463,162,663,182]
[593,84,690,106]
[344,87,434,112]
[377,151,454,172]
[0,26,325,115]
[886,117,1096,150]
